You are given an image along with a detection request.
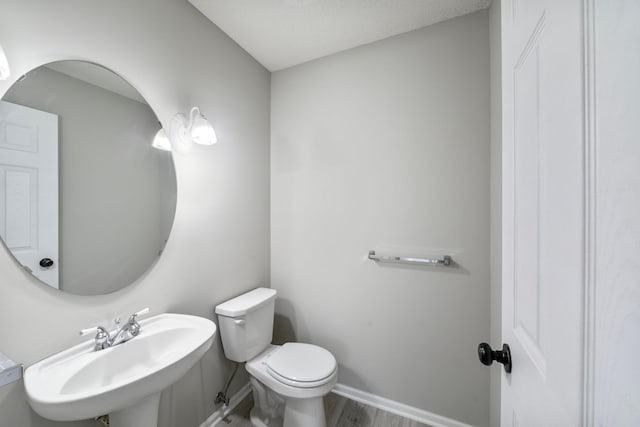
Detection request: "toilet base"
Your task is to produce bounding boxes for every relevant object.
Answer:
[250,377,284,427]
[249,377,327,427]
[283,397,326,427]
[250,406,282,427]
[249,396,327,427]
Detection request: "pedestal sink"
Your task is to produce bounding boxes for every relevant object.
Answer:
[24,313,216,427]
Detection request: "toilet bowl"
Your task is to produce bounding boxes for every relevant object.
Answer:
[246,344,337,427]
[215,288,338,427]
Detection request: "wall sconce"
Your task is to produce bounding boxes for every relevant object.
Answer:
[170,106,217,147]
[0,44,10,80]
[151,128,172,151]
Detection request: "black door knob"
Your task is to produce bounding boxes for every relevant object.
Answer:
[39,258,54,268]
[478,342,512,373]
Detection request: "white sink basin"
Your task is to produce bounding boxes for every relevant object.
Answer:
[24,313,216,426]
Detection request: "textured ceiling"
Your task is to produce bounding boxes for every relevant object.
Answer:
[188,0,491,71]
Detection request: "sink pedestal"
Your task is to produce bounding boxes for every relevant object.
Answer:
[109,392,161,427]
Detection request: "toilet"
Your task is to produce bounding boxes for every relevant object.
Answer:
[215,287,337,427]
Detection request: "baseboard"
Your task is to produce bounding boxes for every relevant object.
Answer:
[198,381,475,427]
[332,383,476,427]
[199,382,252,427]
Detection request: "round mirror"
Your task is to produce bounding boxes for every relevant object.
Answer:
[0,60,176,295]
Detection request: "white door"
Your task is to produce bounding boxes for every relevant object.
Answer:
[0,101,59,288]
[501,0,585,425]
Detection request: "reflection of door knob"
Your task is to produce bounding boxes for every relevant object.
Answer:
[39,258,54,268]
[478,342,512,373]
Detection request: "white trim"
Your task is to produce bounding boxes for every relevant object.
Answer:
[332,383,476,427]
[199,382,252,427]
[582,0,596,426]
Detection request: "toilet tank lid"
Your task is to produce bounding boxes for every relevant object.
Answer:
[215,287,277,317]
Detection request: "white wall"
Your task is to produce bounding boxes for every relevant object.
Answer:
[0,1,270,426]
[488,1,502,426]
[271,11,490,427]
[4,67,176,295]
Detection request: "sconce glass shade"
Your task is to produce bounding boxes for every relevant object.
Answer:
[170,107,217,147]
[191,112,217,145]
[152,128,172,151]
[0,44,10,80]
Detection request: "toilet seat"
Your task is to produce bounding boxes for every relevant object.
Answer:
[266,343,337,388]
[247,345,338,399]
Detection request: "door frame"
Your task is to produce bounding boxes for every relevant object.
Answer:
[582,0,596,425]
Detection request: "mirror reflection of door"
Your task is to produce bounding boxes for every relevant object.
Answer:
[0,101,59,288]
[0,61,177,295]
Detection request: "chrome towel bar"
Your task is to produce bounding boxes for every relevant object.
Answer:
[368,250,452,266]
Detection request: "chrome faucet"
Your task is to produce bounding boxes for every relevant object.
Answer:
[80,308,149,351]
[109,310,145,347]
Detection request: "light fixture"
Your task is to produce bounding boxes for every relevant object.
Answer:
[0,44,10,80]
[151,128,172,151]
[170,107,217,147]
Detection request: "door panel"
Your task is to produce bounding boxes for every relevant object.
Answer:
[3,166,37,248]
[501,0,584,425]
[512,16,545,375]
[0,101,58,288]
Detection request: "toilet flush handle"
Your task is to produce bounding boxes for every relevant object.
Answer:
[233,318,246,326]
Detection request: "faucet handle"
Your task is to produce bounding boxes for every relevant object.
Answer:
[128,307,150,323]
[80,325,109,336]
[126,308,149,338]
[80,326,111,351]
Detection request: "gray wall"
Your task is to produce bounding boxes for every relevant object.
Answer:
[271,11,490,427]
[0,1,270,426]
[489,0,502,426]
[4,66,176,295]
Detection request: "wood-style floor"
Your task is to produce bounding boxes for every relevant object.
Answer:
[219,392,431,427]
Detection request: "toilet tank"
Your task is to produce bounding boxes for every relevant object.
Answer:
[214,287,277,362]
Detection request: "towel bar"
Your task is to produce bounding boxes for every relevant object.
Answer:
[367,250,452,266]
